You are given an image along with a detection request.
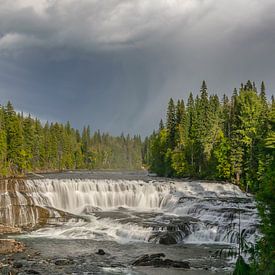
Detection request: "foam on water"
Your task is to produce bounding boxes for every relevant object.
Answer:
[29,217,153,243]
[25,179,177,213]
[1,178,259,245]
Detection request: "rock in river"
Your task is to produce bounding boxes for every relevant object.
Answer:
[132,253,190,269]
[54,258,74,265]
[96,249,106,255]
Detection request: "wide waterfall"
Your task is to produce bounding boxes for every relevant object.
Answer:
[0,177,259,246]
[25,179,177,212]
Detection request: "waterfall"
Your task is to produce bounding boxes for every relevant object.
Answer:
[25,179,177,213]
[0,178,259,245]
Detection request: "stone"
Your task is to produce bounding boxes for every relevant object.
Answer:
[13,261,23,268]
[159,233,178,245]
[25,269,41,274]
[132,253,190,269]
[96,249,105,255]
[54,258,73,266]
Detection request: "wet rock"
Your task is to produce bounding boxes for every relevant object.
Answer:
[133,253,165,265]
[132,253,190,269]
[0,239,25,254]
[54,258,73,265]
[150,219,192,245]
[13,261,23,268]
[164,259,190,268]
[0,266,15,275]
[25,269,41,274]
[96,249,106,255]
[159,233,178,245]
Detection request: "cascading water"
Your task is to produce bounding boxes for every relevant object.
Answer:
[25,179,177,212]
[0,177,259,245]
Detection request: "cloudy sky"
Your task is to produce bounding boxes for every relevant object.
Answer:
[0,0,275,136]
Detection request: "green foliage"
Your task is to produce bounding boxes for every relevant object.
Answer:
[171,149,187,177]
[233,256,251,275]
[214,133,231,179]
[145,80,271,184]
[251,112,275,274]
[143,81,274,273]
[4,102,26,173]
[166,98,176,149]
[0,102,143,176]
[148,129,168,176]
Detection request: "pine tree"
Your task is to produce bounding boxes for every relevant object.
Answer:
[23,114,35,169]
[184,93,196,174]
[245,80,253,91]
[4,102,26,173]
[175,100,185,125]
[159,119,164,132]
[175,100,185,147]
[0,106,7,174]
[231,87,262,189]
[260,81,266,101]
[166,98,176,149]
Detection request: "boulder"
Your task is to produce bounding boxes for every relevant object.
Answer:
[25,270,41,274]
[96,249,106,255]
[159,233,178,245]
[132,253,165,265]
[54,258,73,266]
[13,261,23,268]
[132,253,190,269]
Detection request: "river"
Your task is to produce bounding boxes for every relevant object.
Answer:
[0,171,259,274]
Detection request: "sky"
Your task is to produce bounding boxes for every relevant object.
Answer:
[0,0,275,137]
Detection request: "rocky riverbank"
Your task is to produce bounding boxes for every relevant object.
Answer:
[0,239,25,255]
[0,225,21,235]
[0,249,192,275]
[0,225,24,258]
[0,237,231,275]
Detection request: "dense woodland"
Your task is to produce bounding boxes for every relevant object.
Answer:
[0,102,143,176]
[143,80,275,273]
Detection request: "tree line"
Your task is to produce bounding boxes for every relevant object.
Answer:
[0,101,143,176]
[143,80,275,273]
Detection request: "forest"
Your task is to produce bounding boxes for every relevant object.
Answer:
[143,80,275,273]
[0,101,143,176]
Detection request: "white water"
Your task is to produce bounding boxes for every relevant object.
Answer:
[25,179,177,212]
[2,178,259,245]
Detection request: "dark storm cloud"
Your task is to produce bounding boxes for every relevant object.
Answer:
[0,0,275,136]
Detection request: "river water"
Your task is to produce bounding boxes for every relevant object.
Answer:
[5,171,259,274]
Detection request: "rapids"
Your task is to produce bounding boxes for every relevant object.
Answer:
[1,174,259,246]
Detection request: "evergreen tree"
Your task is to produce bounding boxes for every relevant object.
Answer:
[159,119,164,132]
[0,106,7,174]
[23,114,35,169]
[4,102,26,173]
[260,81,266,102]
[166,98,176,149]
